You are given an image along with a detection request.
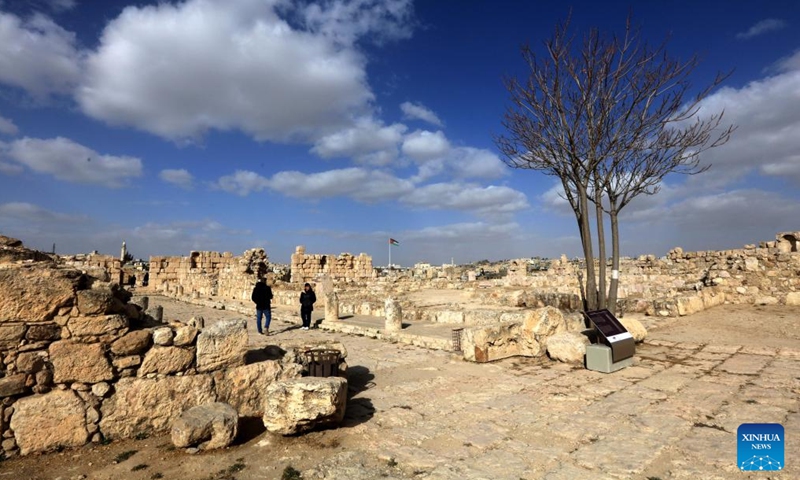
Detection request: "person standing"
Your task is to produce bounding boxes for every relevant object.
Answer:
[299,282,316,330]
[251,277,273,335]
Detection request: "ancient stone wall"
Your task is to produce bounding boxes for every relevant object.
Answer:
[149,248,268,301]
[0,237,302,457]
[290,245,374,283]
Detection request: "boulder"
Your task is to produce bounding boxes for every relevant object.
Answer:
[522,306,567,339]
[139,346,195,376]
[174,326,198,347]
[16,350,48,373]
[0,266,82,323]
[171,402,238,450]
[49,341,114,384]
[384,298,402,332]
[25,323,62,341]
[214,360,301,417]
[618,316,647,343]
[68,314,128,338]
[10,389,88,454]
[546,331,590,363]
[786,292,800,306]
[188,316,205,329]
[0,374,27,397]
[461,322,539,363]
[195,319,247,373]
[0,324,26,348]
[153,327,174,346]
[76,289,123,316]
[262,377,348,435]
[100,375,215,438]
[111,330,152,355]
[92,382,111,397]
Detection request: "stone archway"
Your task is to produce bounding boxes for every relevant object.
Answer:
[782,234,798,252]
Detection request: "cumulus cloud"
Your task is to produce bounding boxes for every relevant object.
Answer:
[0,201,86,223]
[77,0,415,142]
[0,113,18,135]
[159,168,194,189]
[215,170,271,196]
[268,167,414,201]
[311,118,406,165]
[402,183,529,216]
[0,11,83,98]
[400,101,443,126]
[736,19,787,39]
[46,0,77,12]
[401,129,450,161]
[6,137,142,187]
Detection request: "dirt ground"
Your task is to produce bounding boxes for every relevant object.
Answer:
[1,299,798,480]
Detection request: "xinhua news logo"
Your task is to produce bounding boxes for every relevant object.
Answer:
[738,423,784,471]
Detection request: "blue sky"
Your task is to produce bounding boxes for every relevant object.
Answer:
[0,0,799,266]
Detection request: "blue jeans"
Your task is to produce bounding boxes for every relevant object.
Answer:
[256,308,272,333]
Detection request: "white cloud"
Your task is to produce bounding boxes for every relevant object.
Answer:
[0,201,87,223]
[0,113,18,135]
[0,11,82,97]
[402,183,529,216]
[773,49,800,74]
[400,101,443,127]
[268,167,414,201]
[401,129,450,161]
[159,168,194,189]
[46,0,77,12]
[311,118,406,165]
[6,137,142,187]
[215,170,270,196]
[77,0,415,142]
[736,19,787,39]
[0,161,23,174]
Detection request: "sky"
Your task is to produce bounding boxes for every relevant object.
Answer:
[0,0,799,266]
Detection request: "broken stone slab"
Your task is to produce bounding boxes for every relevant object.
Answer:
[618,316,647,343]
[110,330,152,355]
[171,402,238,450]
[546,331,590,364]
[174,325,199,346]
[10,389,88,455]
[67,314,128,338]
[0,374,28,397]
[262,377,348,435]
[76,289,124,316]
[49,341,114,384]
[195,319,247,373]
[139,346,195,376]
[188,316,205,329]
[0,266,82,323]
[213,360,301,418]
[461,321,539,363]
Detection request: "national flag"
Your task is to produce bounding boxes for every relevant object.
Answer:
[389,238,400,246]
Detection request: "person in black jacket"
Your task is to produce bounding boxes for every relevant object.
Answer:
[299,282,316,330]
[251,277,273,335]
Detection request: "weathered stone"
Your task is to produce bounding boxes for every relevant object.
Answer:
[16,350,47,373]
[786,292,800,306]
[49,341,113,384]
[522,306,567,339]
[262,377,347,435]
[462,322,540,363]
[755,296,779,306]
[86,406,100,424]
[112,355,141,369]
[546,331,590,363]
[130,296,148,311]
[110,330,151,356]
[91,382,111,397]
[100,375,215,438]
[76,289,122,316]
[188,316,205,329]
[139,346,194,376]
[213,361,295,417]
[146,305,163,322]
[618,316,647,343]
[195,319,247,373]
[25,323,61,341]
[35,369,53,387]
[0,374,27,397]
[173,326,198,346]
[2,438,16,451]
[384,298,402,332]
[171,402,238,449]
[0,324,26,348]
[0,266,81,323]
[10,389,88,454]
[152,327,173,346]
[68,315,128,338]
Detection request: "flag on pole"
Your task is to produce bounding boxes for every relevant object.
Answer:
[389,238,400,246]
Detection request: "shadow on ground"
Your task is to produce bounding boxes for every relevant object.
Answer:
[343,365,375,428]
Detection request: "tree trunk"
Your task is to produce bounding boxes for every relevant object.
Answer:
[607,206,620,315]
[577,185,598,310]
[594,181,607,310]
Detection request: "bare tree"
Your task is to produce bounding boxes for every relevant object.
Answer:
[495,15,734,312]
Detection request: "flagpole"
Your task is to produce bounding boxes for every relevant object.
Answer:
[389,241,391,269]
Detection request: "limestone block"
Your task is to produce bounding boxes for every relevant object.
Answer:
[112,355,141,369]
[171,402,238,449]
[130,296,149,311]
[111,330,152,355]
[435,310,465,323]
[755,296,779,305]
[676,295,704,316]
[139,346,195,376]
[92,382,111,397]
[153,327,174,346]
[174,326,199,346]
[213,361,294,418]
[0,374,27,397]
[618,316,647,343]
[146,305,163,322]
[50,341,113,384]
[0,324,26,348]
[16,350,48,373]
[522,306,567,339]
[68,314,128,338]
[546,331,589,363]
[384,298,402,332]
[786,292,800,306]
[461,322,540,363]
[25,323,61,341]
[10,389,88,454]
[76,289,122,316]
[262,377,347,435]
[188,316,205,329]
[0,266,82,323]
[100,375,215,438]
[196,319,247,372]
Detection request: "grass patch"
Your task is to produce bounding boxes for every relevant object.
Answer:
[114,450,138,463]
[281,466,302,480]
[132,464,148,471]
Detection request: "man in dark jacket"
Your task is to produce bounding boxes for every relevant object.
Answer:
[251,277,273,335]
[299,282,316,330]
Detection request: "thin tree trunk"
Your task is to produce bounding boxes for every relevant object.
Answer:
[594,178,607,310]
[608,206,620,315]
[578,185,598,310]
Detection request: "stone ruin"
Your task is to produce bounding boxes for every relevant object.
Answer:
[0,235,349,457]
[290,245,374,283]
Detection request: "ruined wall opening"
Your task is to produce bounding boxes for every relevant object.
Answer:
[320,255,327,269]
[190,251,199,268]
[783,234,798,252]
